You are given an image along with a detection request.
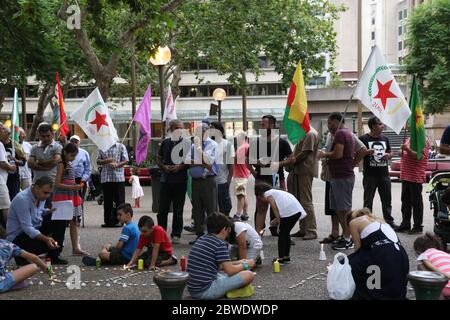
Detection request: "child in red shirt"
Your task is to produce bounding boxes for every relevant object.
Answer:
[125,216,177,270]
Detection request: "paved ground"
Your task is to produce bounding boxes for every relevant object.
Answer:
[1,171,431,300]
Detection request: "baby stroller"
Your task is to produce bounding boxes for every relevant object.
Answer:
[86,172,103,205]
[427,171,450,246]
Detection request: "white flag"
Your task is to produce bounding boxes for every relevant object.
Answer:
[353,46,411,134]
[70,88,118,152]
[162,85,177,122]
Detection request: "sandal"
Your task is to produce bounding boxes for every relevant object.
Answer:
[320,234,339,244]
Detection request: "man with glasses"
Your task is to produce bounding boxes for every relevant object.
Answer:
[6,176,68,265]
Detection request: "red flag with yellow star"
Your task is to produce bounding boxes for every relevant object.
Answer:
[409,76,426,160]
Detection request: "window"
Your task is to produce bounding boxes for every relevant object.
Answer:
[371,31,375,40]
[371,17,375,25]
[403,9,407,19]
[398,41,403,51]
[398,26,403,36]
[398,11,403,20]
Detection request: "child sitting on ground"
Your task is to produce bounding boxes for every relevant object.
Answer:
[187,213,256,300]
[0,226,49,293]
[228,219,263,264]
[82,203,140,266]
[254,183,307,264]
[125,216,177,270]
[414,233,450,299]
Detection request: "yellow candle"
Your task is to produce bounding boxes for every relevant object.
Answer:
[138,259,144,270]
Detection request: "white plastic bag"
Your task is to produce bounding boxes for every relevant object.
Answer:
[326,252,355,300]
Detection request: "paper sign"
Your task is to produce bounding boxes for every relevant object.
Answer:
[51,200,74,220]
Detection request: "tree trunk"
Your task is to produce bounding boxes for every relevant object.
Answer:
[29,84,54,140]
[241,70,248,131]
[170,64,182,100]
[0,86,7,113]
[96,76,112,102]
[21,86,27,130]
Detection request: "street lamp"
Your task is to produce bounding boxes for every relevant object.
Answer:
[213,88,226,123]
[150,46,172,137]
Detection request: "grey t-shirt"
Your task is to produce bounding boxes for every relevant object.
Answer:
[215,139,235,184]
[29,141,63,182]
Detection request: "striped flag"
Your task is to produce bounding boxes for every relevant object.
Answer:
[56,72,70,137]
[283,63,310,144]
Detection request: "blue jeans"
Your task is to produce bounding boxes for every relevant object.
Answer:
[191,272,245,300]
[0,272,16,293]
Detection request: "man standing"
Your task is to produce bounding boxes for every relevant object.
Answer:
[19,128,32,190]
[359,116,397,228]
[6,176,67,265]
[397,138,430,234]
[97,142,129,228]
[70,135,91,207]
[247,115,294,235]
[0,124,25,200]
[28,122,62,186]
[210,122,234,217]
[156,120,190,244]
[0,138,15,228]
[318,112,355,250]
[288,127,319,240]
[187,123,218,244]
[439,125,450,155]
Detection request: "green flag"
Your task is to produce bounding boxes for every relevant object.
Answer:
[11,88,20,143]
[409,76,426,160]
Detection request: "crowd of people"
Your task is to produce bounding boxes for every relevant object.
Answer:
[0,116,449,300]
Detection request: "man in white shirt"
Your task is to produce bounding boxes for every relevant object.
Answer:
[19,128,33,190]
[0,139,17,227]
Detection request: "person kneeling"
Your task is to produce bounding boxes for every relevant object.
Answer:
[187,213,256,300]
[83,203,139,266]
[0,226,49,293]
[228,219,263,265]
[125,216,177,270]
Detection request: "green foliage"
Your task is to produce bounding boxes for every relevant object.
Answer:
[327,73,347,88]
[405,0,450,114]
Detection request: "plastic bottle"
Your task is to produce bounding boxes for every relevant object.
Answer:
[96,257,101,269]
[46,258,53,277]
[273,259,280,273]
[180,256,187,271]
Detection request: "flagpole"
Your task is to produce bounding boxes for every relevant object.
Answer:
[121,120,135,145]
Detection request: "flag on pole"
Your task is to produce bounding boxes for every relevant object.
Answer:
[408,76,426,160]
[55,72,70,137]
[162,85,177,122]
[11,87,20,143]
[133,85,152,165]
[353,46,411,134]
[70,88,118,152]
[283,63,310,144]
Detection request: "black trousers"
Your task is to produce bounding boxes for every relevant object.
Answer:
[363,175,393,223]
[102,182,125,225]
[400,181,423,229]
[278,213,301,258]
[13,214,67,262]
[217,182,232,216]
[157,182,187,238]
[7,175,20,201]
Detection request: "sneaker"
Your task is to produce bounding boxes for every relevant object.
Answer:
[51,257,69,265]
[226,284,254,299]
[388,222,400,230]
[320,234,339,244]
[172,236,180,244]
[408,227,423,235]
[82,256,97,266]
[396,225,411,233]
[273,257,290,265]
[232,214,242,222]
[183,224,196,233]
[332,239,354,251]
[255,257,262,265]
[241,214,249,221]
[290,230,305,238]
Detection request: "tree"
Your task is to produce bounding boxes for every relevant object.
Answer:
[57,0,184,101]
[405,0,450,114]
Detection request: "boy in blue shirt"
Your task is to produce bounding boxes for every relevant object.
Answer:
[82,203,140,266]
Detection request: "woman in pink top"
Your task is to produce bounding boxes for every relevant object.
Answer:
[414,233,450,299]
[232,132,250,222]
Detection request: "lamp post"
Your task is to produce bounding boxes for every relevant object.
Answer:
[150,46,172,138]
[212,88,226,123]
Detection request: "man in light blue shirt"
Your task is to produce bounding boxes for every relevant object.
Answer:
[186,123,218,244]
[70,135,91,215]
[6,176,68,265]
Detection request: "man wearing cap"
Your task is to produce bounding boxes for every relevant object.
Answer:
[70,135,91,210]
